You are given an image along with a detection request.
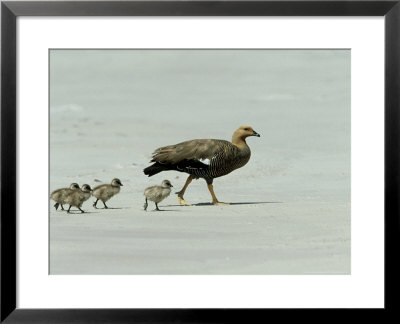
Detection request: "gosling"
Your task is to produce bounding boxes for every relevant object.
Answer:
[50,183,80,211]
[144,180,173,211]
[92,178,123,209]
[65,184,93,213]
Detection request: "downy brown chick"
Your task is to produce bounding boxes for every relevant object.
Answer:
[144,180,173,211]
[50,183,80,211]
[65,184,92,213]
[92,178,123,209]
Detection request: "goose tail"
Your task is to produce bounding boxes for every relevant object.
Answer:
[143,162,169,177]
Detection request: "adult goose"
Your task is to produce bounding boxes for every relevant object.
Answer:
[143,126,260,205]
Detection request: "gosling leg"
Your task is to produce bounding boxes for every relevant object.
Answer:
[60,204,65,211]
[67,205,72,213]
[207,183,229,206]
[93,199,99,208]
[103,201,108,209]
[54,203,59,211]
[144,198,148,211]
[155,203,160,211]
[176,175,194,206]
[78,207,85,213]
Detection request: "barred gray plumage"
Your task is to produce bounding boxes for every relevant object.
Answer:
[143,126,260,205]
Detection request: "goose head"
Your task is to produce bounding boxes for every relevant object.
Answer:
[237,126,260,138]
[232,126,260,146]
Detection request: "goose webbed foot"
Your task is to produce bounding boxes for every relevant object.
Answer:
[177,196,192,206]
[176,175,193,206]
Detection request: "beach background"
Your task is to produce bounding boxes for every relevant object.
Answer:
[49,49,350,274]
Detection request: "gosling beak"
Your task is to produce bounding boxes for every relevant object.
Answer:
[120,183,123,186]
[170,184,173,187]
[252,130,260,137]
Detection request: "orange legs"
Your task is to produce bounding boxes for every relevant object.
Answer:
[207,184,229,206]
[177,176,229,206]
[176,175,194,206]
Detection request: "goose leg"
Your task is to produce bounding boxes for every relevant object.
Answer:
[176,175,193,206]
[207,183,229,206]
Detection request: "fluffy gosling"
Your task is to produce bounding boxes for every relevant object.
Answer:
[50,183,80,211]
[144,180,173,211]
[65,184,93,213]
[92,178,123,209]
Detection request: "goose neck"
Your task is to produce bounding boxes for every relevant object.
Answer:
[232,135,248,149]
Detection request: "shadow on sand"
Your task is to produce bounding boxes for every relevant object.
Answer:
[144,209,182,212]
[166,201,283,207]
[65,211,101,214]
[93,207,131,210]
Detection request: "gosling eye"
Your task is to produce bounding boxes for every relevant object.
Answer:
[244,128,249,131]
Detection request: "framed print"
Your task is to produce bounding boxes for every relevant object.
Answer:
[1,0,399,322]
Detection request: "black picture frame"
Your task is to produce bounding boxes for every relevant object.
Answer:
[1,0,399,322]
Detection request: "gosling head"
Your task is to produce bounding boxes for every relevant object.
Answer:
[161,180,173,188]
[111,178,123,187]
[70,183,80,190]
[81,184,92,193]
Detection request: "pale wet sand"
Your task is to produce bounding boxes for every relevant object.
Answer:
[49,50,350,274]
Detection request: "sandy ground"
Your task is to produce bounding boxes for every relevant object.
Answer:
[49,50,350,274]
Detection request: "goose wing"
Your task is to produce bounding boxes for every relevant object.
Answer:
[151,139,231,165]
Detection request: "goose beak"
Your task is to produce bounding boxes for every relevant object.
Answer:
[252,130,260,137]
